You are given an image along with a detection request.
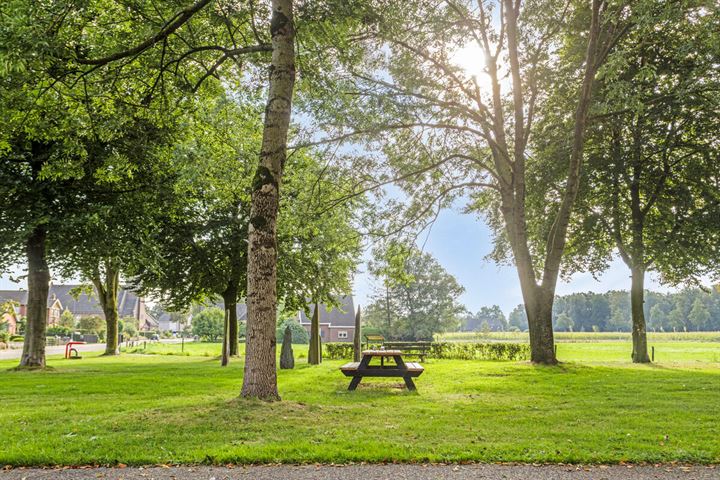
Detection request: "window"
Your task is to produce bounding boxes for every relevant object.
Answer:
[338,331,348,339]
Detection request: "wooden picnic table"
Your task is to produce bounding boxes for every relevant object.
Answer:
[340,349,424,391]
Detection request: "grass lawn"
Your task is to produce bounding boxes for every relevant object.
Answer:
[0,341,718,466]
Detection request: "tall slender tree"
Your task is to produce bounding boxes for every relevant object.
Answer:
[563,3,720,362]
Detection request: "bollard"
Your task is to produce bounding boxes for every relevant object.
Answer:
[652,346,655,362]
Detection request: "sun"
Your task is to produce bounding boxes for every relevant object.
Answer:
[450,42,487,80]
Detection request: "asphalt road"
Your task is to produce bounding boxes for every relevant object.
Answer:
[0,342,106,360]
[0,339,191,360]
[0,465,717,480]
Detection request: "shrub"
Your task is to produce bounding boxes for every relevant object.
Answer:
[276,318,309,344]
[46,325,72,337]
[192,308,224,342]
[122,322,138,339]
[323,341,530,361]
[59,309,76,329]
[324,342,355,360]
[0,330,9,343]
[9,335,24,342]
[78,315,106,335]
[430,342,530,361]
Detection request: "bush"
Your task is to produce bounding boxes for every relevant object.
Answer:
[324,342,355,360]
[430,342,530,361]
[323,341,530,361]
[0,331,9,343]
[192,308,224,342]
[276,318,309,344]
[9,335,24,342]
[46,325,72,337]
[78,315,106,335]
[59,309,76,329]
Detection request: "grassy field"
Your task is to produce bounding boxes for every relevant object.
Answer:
[0,338,718,466]
[436,331,720,343]
[126,337,720,363]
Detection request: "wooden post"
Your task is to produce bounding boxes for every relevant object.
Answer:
[353,306,362,362]
[651,345,655,362]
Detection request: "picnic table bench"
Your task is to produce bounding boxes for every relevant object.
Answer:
[382,341,432,362]
[340,350,424,391]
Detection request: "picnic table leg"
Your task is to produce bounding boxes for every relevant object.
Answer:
[403,375,416,391]
[348,376,362,391]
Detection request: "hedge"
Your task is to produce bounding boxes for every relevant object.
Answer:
[323,341,530,361]
[430,342,530,361]
[324,342,355,360]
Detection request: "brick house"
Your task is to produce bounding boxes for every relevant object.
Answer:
[0,290,63,335]
[298,295,356,343]
[50,285,158,331]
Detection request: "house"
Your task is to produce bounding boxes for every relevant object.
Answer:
[0,290,63,334]
[298,295,357,343]
[50,285,158,331]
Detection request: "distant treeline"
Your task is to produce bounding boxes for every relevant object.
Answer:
[465,288,720,333]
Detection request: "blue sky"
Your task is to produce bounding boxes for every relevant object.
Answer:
[1,207,671,316]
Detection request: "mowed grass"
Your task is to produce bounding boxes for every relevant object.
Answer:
[0,341,718,466]
[128,338,720,363]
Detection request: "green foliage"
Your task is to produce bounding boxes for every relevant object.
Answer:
[365,249,466,340]
[119,318,138,339]
[77,316,105,335]
[429,342,531,361]
[508,305,529,331]
[561,2,720,287]
[463,305,507,332]
[546,288,720,332]
[323,341,530,361]
[191,308,225,342]
[276,319,309,345]
[59,310,76,329]
[46,326,71,337]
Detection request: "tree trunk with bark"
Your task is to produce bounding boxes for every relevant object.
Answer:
[630,264,650,363]
[18,225,50,369]
[221,307,230,366]
[308,302,320,365]
[241,0,295,400]
[92,262,120,356]
[222,285,239,357]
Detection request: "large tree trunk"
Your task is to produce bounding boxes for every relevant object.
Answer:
[630,265,650,363]
[19,225,50,368]
[308,301,320,364]
[241,0,295,401]
[92,263,120,356]
[525,287,557,364]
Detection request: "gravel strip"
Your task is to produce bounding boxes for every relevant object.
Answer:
[1,464,718,480]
